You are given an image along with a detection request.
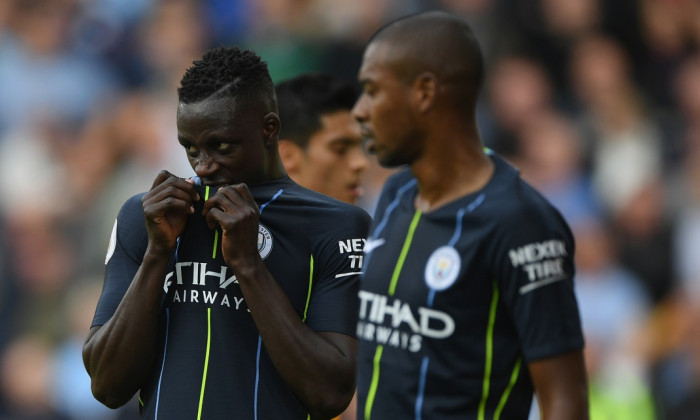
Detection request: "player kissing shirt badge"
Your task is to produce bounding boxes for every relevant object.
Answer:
[424,246,461,291]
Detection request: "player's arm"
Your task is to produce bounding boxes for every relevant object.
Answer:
[529,350,589,420]
[82,171,199,408]
[494,202,589,420]
[203,184,359,419]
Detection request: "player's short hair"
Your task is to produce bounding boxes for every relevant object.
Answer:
[275,74,357,149]
[369,11,484,111]
[178,45,276,110]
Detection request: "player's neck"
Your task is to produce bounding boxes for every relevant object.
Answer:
[411,146,493,213]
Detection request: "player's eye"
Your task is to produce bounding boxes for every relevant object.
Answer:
[183,144,199,156]
[215,142,232,152]
[331,144,350,156]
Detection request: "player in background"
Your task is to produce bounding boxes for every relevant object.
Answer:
[276,73,369,205]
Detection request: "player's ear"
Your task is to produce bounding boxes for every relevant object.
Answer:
[412,71,437,114]
[263,112,281,146]
[278,139,304,175]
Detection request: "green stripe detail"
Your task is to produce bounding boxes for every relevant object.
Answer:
[204,187,220,259]
[478,280,499,420]
[302,255,314,323]
[388,210,421,296]
[493,357,522,420]
[365,210,421,420]
[212,231,219,259]
[138,395,144,406]
[364,345,384,420]
[197,308,212,420]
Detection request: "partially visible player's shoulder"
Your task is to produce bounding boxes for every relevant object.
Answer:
[111,192,149,247]
[283,180,370,219]
[380,168,415,195]
[116,191,147,221]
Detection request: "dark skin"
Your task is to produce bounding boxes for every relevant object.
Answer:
[83,96,357,419]
[352,14,589,420]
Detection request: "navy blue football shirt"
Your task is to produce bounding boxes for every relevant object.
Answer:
[93,177,371,419]
[357,152,584,420]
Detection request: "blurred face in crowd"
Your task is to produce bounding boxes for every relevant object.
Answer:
[282,110,367,204]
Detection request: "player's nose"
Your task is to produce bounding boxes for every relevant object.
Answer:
[350,146,369,172]
[194,153,219,177]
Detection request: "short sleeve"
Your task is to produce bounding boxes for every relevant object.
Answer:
[91,193,149,327]
[304,207,372,335]
[491,200,585,362]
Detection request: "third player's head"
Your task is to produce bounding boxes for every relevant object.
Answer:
[352,11,484,168]
[176,46,285,187]
[276,74,368,204]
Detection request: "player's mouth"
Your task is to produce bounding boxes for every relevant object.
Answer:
[349,183,364,198]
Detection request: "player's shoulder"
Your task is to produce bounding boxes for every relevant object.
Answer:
[483,155,573,242]
[116,191,147,220]
[486,155,562,219]
[382,167,415,193]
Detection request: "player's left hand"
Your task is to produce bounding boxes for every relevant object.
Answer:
[202,183,261,269]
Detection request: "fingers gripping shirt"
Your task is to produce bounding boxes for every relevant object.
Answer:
[357,154,584,420]
[93,177,372,419]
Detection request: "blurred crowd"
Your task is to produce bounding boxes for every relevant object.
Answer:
[0,0,699,419]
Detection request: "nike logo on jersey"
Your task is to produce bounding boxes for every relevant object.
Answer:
[363,238,386,254]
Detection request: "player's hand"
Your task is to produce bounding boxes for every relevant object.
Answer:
[202,183,261,269]
[142,170,200,254]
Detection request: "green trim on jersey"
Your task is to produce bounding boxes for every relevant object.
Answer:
[494,357,522,420]
[365,345,384,420]
[366,210,422,420]
[302,255,314,323]
[197,308,212,420]
[389,210,421,296]
[203,186,220,259]
[478,280,500,420]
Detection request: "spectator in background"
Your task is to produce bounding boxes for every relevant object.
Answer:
[0,0,117,136]
[481,54,555,159]
[569,33,676,307]
[276,73,369,205]
[0,335,60,420]
[569,34,663,215]
[572,217,656,419]
[515,109,601,227]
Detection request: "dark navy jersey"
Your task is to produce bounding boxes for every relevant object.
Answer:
[93,176,372,419]
[357,153,584,420]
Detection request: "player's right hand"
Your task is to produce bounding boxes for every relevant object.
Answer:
[142,170,200,254]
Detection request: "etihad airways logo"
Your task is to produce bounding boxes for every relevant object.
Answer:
[356,290,455,352]
[162,262,247,310]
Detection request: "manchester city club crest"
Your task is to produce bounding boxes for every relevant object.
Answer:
[424,246,461,291]
[257,224,273,259]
